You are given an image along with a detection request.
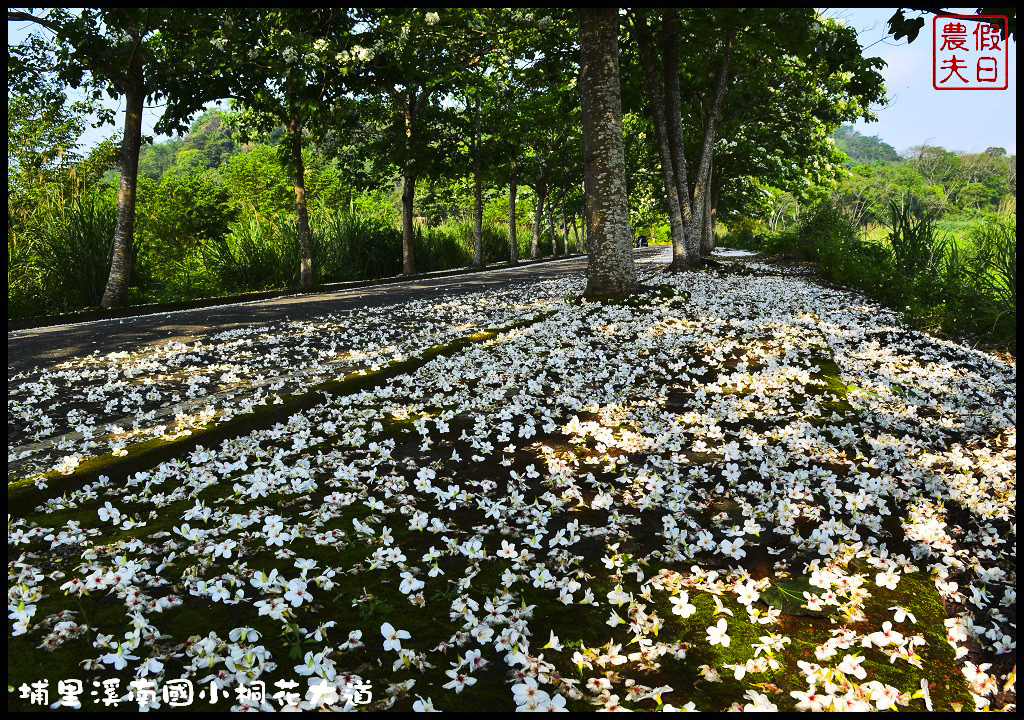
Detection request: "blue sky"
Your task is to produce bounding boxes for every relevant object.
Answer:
[826,7,1016,154]
[8,8,1017,155]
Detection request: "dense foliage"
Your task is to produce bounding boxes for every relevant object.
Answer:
[830,126,1016,226]
[7,109,559,316]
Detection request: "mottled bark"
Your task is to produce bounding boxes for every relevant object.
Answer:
[580,8,637,297]
[580,208,587,253]
[663,11,696,269]
[700,161,714,256]
[401,167,416,276]
[288,115,315,289]
[472,92,484,269]
[400,93,417,276]
[394,86,432,276]
[561,202,568,254]
[708,183,721,254]
[548,197,557,256]
[100,79,144,309]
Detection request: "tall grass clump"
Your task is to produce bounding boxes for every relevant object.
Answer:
[717,218,763,250]
[313,212,402,282]
[878,202,1016,350]
[38,191,118,310]
[720,194,1016,352]
[807,195,1016,352]
[7,229,43,319]
[962,214,1015,349]
[482,222,517,264]
[415,222,474,273]
[8,189,118,316]
[885,200,947,299]
[204,213,301,292]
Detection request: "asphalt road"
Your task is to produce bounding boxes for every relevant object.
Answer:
[8,247,671,376]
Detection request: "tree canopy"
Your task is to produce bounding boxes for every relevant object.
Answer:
[9,8,896,310]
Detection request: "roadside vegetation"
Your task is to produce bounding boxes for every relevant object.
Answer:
[719,127,1016,353]
[7,109,578,320]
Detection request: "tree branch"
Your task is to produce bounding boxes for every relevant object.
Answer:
[8,9,126,84]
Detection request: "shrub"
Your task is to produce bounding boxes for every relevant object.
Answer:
[885,199,947,301]
[313,212,402,282]
[7,229,43,319]
[718,218,763,250]
[133,171,236,301]
[415,222,473,273]
[809,195,1015,353]
[795,203,858,261]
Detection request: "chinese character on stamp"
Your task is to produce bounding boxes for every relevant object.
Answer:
[933,15,1009,90]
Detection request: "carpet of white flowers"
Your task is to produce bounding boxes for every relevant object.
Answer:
[7,258,1016,712]
[8,289,561,480]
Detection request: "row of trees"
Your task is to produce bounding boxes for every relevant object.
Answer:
[8,8,886,306]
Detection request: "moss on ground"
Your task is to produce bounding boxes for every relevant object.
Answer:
[7,282,997,713]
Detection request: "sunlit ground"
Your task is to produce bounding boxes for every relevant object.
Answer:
[8,258,1015,711]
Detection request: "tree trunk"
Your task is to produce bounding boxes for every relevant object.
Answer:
[509,160,518,264]
[401,167,416,276]
[401,94,418,276]
[700,164,714,257]
[100,79,144,309]
[581,187,589,254]
[288,114,315,289]
[708,183,721,253]
[562,201,568,254]
[571,214,580,253]
[630,10,691,270]
[530,168,547,259]
[688,29,735,263]
[579,8,637,298]
[472,92,484,269]
[663,11,696,268]
[547,196,557,256]
[473,166,483,268]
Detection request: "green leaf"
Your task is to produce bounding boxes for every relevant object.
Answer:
[760,577,833,617]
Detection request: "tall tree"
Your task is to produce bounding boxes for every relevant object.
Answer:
[211,9,355,290]
[6,36,90,221]
[625,9,885,262]
[488,11,528,265]
[7,9,219,308]
[704,13,886,238]
[443,10,495,270]
[350,9,479,276]
[579,9,637,297]
[625,12,691,267]
[626,9,735,269]
[685,26,735,261]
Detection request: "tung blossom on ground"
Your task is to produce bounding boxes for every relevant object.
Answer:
[6,251,1015,711]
